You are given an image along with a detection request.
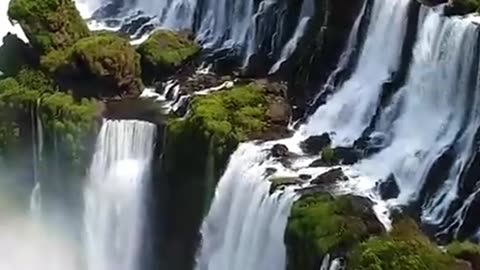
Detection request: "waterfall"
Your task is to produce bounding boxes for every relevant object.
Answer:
[269,0,314,74]
[195,143,296,270]
[356,8,479,207]
[84,120,156,270]
[300,0,410,145]
[74,0,314,69]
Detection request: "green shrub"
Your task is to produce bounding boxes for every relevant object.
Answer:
[349,219,458,270]
[8,0,89,53]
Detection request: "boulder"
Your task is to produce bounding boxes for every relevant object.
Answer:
[8,0,90,53]
[271,144,289,158]
[285,193,385,270]
[42,33,143,98]
[376,174,400,200]
[311,168,348,186]
[334,146,361,165]
[300,133,332,155]
[447,241,480,270]
[137,30,201,84]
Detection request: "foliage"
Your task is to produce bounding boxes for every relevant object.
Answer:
[446,240,480,268]
[285,194,382,270]
[321,146,338,165]
[8,0,89,53]
[42,33,143,97]
[348,219,458,270]
[137,30,200,82]
[168,83,268,145]
[0,69,98,170]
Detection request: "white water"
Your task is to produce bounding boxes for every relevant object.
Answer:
[269,0,314,74]
[84,120,156,270]
[301,0,410,145]
[356,8,479,210]
[195,143,297,270]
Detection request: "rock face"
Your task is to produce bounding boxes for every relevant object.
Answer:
[43,33,143,98]
[137,30,201,84]
[0,33,39,77]
[300,133,332,155]
[8,0,89,53]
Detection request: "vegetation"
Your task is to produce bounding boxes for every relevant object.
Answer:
[8,0,89,53]
[137,30,200,83]
[348,219,459,270]
[321,146,338,165]
[285,193,384,270]
[0,69,98,170]
[447,241,480,269]
[42,33,143,97]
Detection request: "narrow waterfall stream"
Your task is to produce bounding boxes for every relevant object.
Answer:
[84,120,156,270]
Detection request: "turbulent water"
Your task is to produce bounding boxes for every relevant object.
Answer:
[300,0,411,145]
[84,120,156,270]
[195,143,297,270]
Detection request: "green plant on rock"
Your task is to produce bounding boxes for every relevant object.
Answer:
[348,219,459,270]
[42,33,143,97]
[321,146,338,165]
[450,0,480,14]
[137,30,201,82]
[8,0,89,53]
[285,193,383,270]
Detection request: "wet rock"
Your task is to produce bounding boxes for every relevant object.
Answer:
[334,147,361,165]
[265,167,277,176]
[299,174,312,181]
[416,0,447,6]
[376,174,400,200]
[119,15,154,36]
[0,33,39,77]
[271,144,289,158]
[91,1,125,19]
[270,176,303,194]
[300,133,332,155]
[311,168,348,186]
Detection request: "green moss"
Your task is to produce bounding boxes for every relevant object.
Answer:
[8,0,89,53]
[321,146,338,165]
[285,194,383,270]
[349,220,458,270]
[169,83,268,145]
[42,33,143,97]
[137,30,200,83]
[447,241,480,268]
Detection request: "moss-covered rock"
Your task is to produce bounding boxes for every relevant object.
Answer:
[8,0,89,54]
[348,219,466,270]
[446,0,480,14]
[161,80,290,270]
[285,193,384,270]
[447,241,480,270]
[42,33,143,98]
[137,30,201,83]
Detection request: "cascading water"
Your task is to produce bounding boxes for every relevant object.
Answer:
[300,0,410,145]
[84,120,156,270]
[356,8,479,208]
[74,0,315,70]
[195,143,297,270]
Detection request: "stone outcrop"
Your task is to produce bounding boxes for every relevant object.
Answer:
[137,30,201,84]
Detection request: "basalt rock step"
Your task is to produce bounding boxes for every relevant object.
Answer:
[103,98,168,125]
